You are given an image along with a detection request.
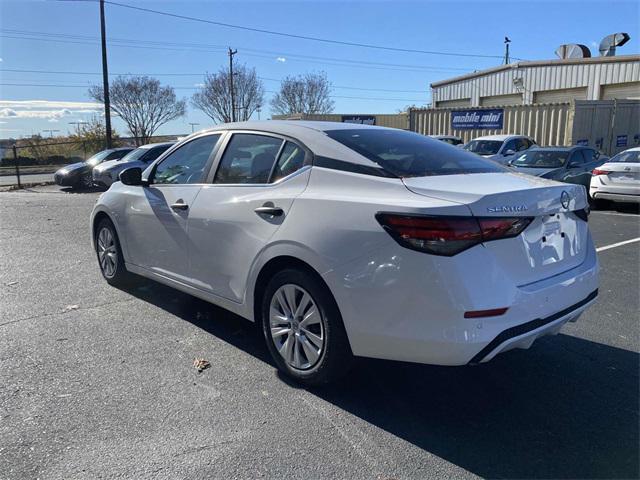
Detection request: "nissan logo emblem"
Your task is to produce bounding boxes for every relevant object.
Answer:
[561,191,570,209]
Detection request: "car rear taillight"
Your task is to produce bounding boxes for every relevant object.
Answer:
[592,168,610,176]
[376,213,533,256]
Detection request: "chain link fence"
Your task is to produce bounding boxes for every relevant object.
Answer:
[0,134,187,188]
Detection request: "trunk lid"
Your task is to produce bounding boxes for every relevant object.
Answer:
[599,162,640,186]
[402,172,590,286]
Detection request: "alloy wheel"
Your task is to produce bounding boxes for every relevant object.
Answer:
[97,227,118,278]
[269,284,325,370]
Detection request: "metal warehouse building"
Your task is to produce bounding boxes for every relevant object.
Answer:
[431,55,640,107]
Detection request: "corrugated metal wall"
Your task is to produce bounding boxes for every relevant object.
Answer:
[410,103,572,146]
[570,99,640,155]
[432,56,640,106]
[271,113,408,129]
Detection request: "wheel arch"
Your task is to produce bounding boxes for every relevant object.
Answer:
[252,255,334,325]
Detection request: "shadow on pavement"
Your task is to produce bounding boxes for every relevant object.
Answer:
[121,277,639,479]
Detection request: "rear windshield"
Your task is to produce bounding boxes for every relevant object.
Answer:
[511,150,569,168]
[463,140,503,155]
[325,129,504,178]
[610,150,640,163]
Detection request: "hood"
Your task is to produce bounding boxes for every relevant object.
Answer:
[95,159,121,172]
[402,172,587,217]
[57,162,86,174]
[510,166,563,178]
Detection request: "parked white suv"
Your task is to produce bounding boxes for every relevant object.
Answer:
[91,121,598,385]
[464,134,536,164]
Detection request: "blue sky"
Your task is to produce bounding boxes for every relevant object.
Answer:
[0,0,638,139]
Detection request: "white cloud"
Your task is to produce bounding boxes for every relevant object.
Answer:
[0,104,97,120]
[0,100,101,110]
[276,57,286,63]
[0,108,18,118]
[48,118,59,123]
[194,83,205,88]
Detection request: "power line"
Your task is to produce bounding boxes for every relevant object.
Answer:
[102,0,508,60]
[0,30,476,73]
[0,68,428,94]
[0,83,427,102]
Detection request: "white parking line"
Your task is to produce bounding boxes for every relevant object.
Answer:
[591,211,639,217]
[596,237,640,252]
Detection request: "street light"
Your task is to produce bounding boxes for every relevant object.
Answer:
[189,122,200,133]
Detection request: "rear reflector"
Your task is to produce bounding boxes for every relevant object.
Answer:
[592,168,610,176]
[464,308,509,318]
[376,213,533,256]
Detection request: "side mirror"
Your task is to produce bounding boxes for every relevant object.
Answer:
[567,161,580,169]
[503,149,516,156]
[119,167,143,186]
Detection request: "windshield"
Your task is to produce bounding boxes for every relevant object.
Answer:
[463,140,503,155]
[610,150,640,163]
[85,150,112,167]
[119,147,150,163]
[511,150,569,168]
[325,129,505,178]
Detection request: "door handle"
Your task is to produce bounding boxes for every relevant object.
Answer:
[170,202,189,211]
[254,206,284,217]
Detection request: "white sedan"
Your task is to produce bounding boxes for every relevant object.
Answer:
[590,147,640,205]
[90,121,598,385]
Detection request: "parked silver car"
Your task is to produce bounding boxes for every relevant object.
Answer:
[463,134,536,164]
[93,142,174,188]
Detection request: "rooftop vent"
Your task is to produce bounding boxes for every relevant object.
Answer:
[599,33,630,56]
[555,44,591,59]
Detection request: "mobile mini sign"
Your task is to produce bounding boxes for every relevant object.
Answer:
[451,109,504,130]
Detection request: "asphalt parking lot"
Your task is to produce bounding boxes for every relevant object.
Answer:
[1,185,638,480]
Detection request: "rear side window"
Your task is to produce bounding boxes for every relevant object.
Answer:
[271,142,306,182]
[326,129,504,178]
[106,149,130,160]
[214,134,283,184]
[153,135,220,185]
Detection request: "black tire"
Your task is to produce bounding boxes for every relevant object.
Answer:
[95,218,132,287]
[591,197,610,210]
[261,268,353,386]
[79,172,93,190]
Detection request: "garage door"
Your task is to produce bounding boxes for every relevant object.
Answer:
[479,94,522,106]
[533,87,587,104]
[435,98,471,108]
[601,82,640,100]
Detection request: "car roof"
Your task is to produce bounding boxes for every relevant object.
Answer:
[137,141,175,149]
[429,135,461,139]
[529,146,580,151]
[471,134,530,141]
[620,146,640,152]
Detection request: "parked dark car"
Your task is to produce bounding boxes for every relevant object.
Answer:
[508,146,608,190]
[53,147,134,189]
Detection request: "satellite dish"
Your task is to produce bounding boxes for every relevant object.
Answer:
[599,33,631,56]
[555,44,591,59]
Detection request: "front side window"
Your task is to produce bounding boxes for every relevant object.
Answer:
[581,149,596,163]
[514,138,529,151]
[214,134,283,184]
[271,142,306,182]
[141,145,172,164]
[153,135,220,185]
[326,129,504,178]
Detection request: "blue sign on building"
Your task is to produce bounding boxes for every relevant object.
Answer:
[451,109,504,130]
[616,135,628,147]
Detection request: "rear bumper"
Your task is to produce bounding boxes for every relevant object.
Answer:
[469,289,597,363]
[592,191,640,204]
[324,233,599,366]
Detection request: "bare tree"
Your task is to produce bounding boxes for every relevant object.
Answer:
[192,65,264,124]
[88,76,186,145]
[270,72,334,116]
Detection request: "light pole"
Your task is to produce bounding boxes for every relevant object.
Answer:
[69,121,89,134]
[189,122,200,133]
[42,129,60,138]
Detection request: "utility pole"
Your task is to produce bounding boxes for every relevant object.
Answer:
[228,47,237,122]
[504,36,511,64]
[42,129,60,138]
[100,0,113,149]
[189,122,200,133]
